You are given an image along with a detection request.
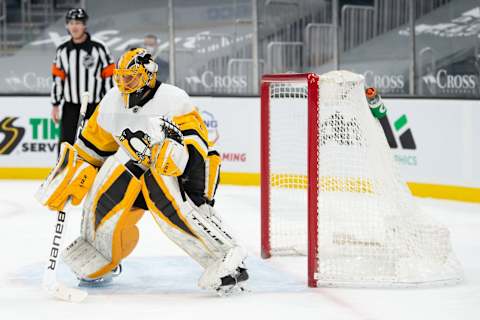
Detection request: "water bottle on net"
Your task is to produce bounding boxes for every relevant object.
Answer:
[365,87,387,119]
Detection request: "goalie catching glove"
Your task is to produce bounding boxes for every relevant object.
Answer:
[35,142,98,211]
[151,117,188,176]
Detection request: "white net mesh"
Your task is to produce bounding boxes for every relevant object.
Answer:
[266,71,463,287]
[269,81,309,255]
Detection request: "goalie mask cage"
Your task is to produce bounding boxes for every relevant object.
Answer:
[260,71,463,288]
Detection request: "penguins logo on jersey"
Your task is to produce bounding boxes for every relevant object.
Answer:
[119,128,152,166]
[0,117,25,155]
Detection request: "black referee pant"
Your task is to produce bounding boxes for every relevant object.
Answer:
[58,101,97,155]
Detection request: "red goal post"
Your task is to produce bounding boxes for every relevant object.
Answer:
[261,73,319,287]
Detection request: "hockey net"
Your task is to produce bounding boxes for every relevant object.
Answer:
[260,71,463,287]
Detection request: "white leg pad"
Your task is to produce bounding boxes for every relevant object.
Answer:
[149,209,217,268]
[184,203,238,259]
[61,237,110,280]
[144,173,241,267]
[143,172,248,290]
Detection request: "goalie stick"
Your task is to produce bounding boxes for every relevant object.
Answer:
[42,92,90,303]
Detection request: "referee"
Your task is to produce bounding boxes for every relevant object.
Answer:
[51,8,115,151]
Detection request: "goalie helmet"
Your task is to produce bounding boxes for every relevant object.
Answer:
[113,48,158,109]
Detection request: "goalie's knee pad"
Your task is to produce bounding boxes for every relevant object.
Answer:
[62,155,144,280]
[142,169,240,268]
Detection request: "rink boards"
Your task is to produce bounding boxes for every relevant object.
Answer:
[0,96,478,203]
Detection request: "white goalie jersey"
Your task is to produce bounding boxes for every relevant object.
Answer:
[76,84,194,165]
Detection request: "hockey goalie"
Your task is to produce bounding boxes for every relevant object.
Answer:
[36,48,248,295]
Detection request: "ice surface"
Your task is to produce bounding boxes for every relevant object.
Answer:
[0,181,479,320]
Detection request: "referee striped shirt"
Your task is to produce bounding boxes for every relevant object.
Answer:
[51,33,115,105]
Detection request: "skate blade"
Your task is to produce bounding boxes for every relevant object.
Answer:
[78,276,113,288]
[216,284,250,297]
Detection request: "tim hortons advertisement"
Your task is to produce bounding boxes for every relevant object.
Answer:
[0,97,58,168]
